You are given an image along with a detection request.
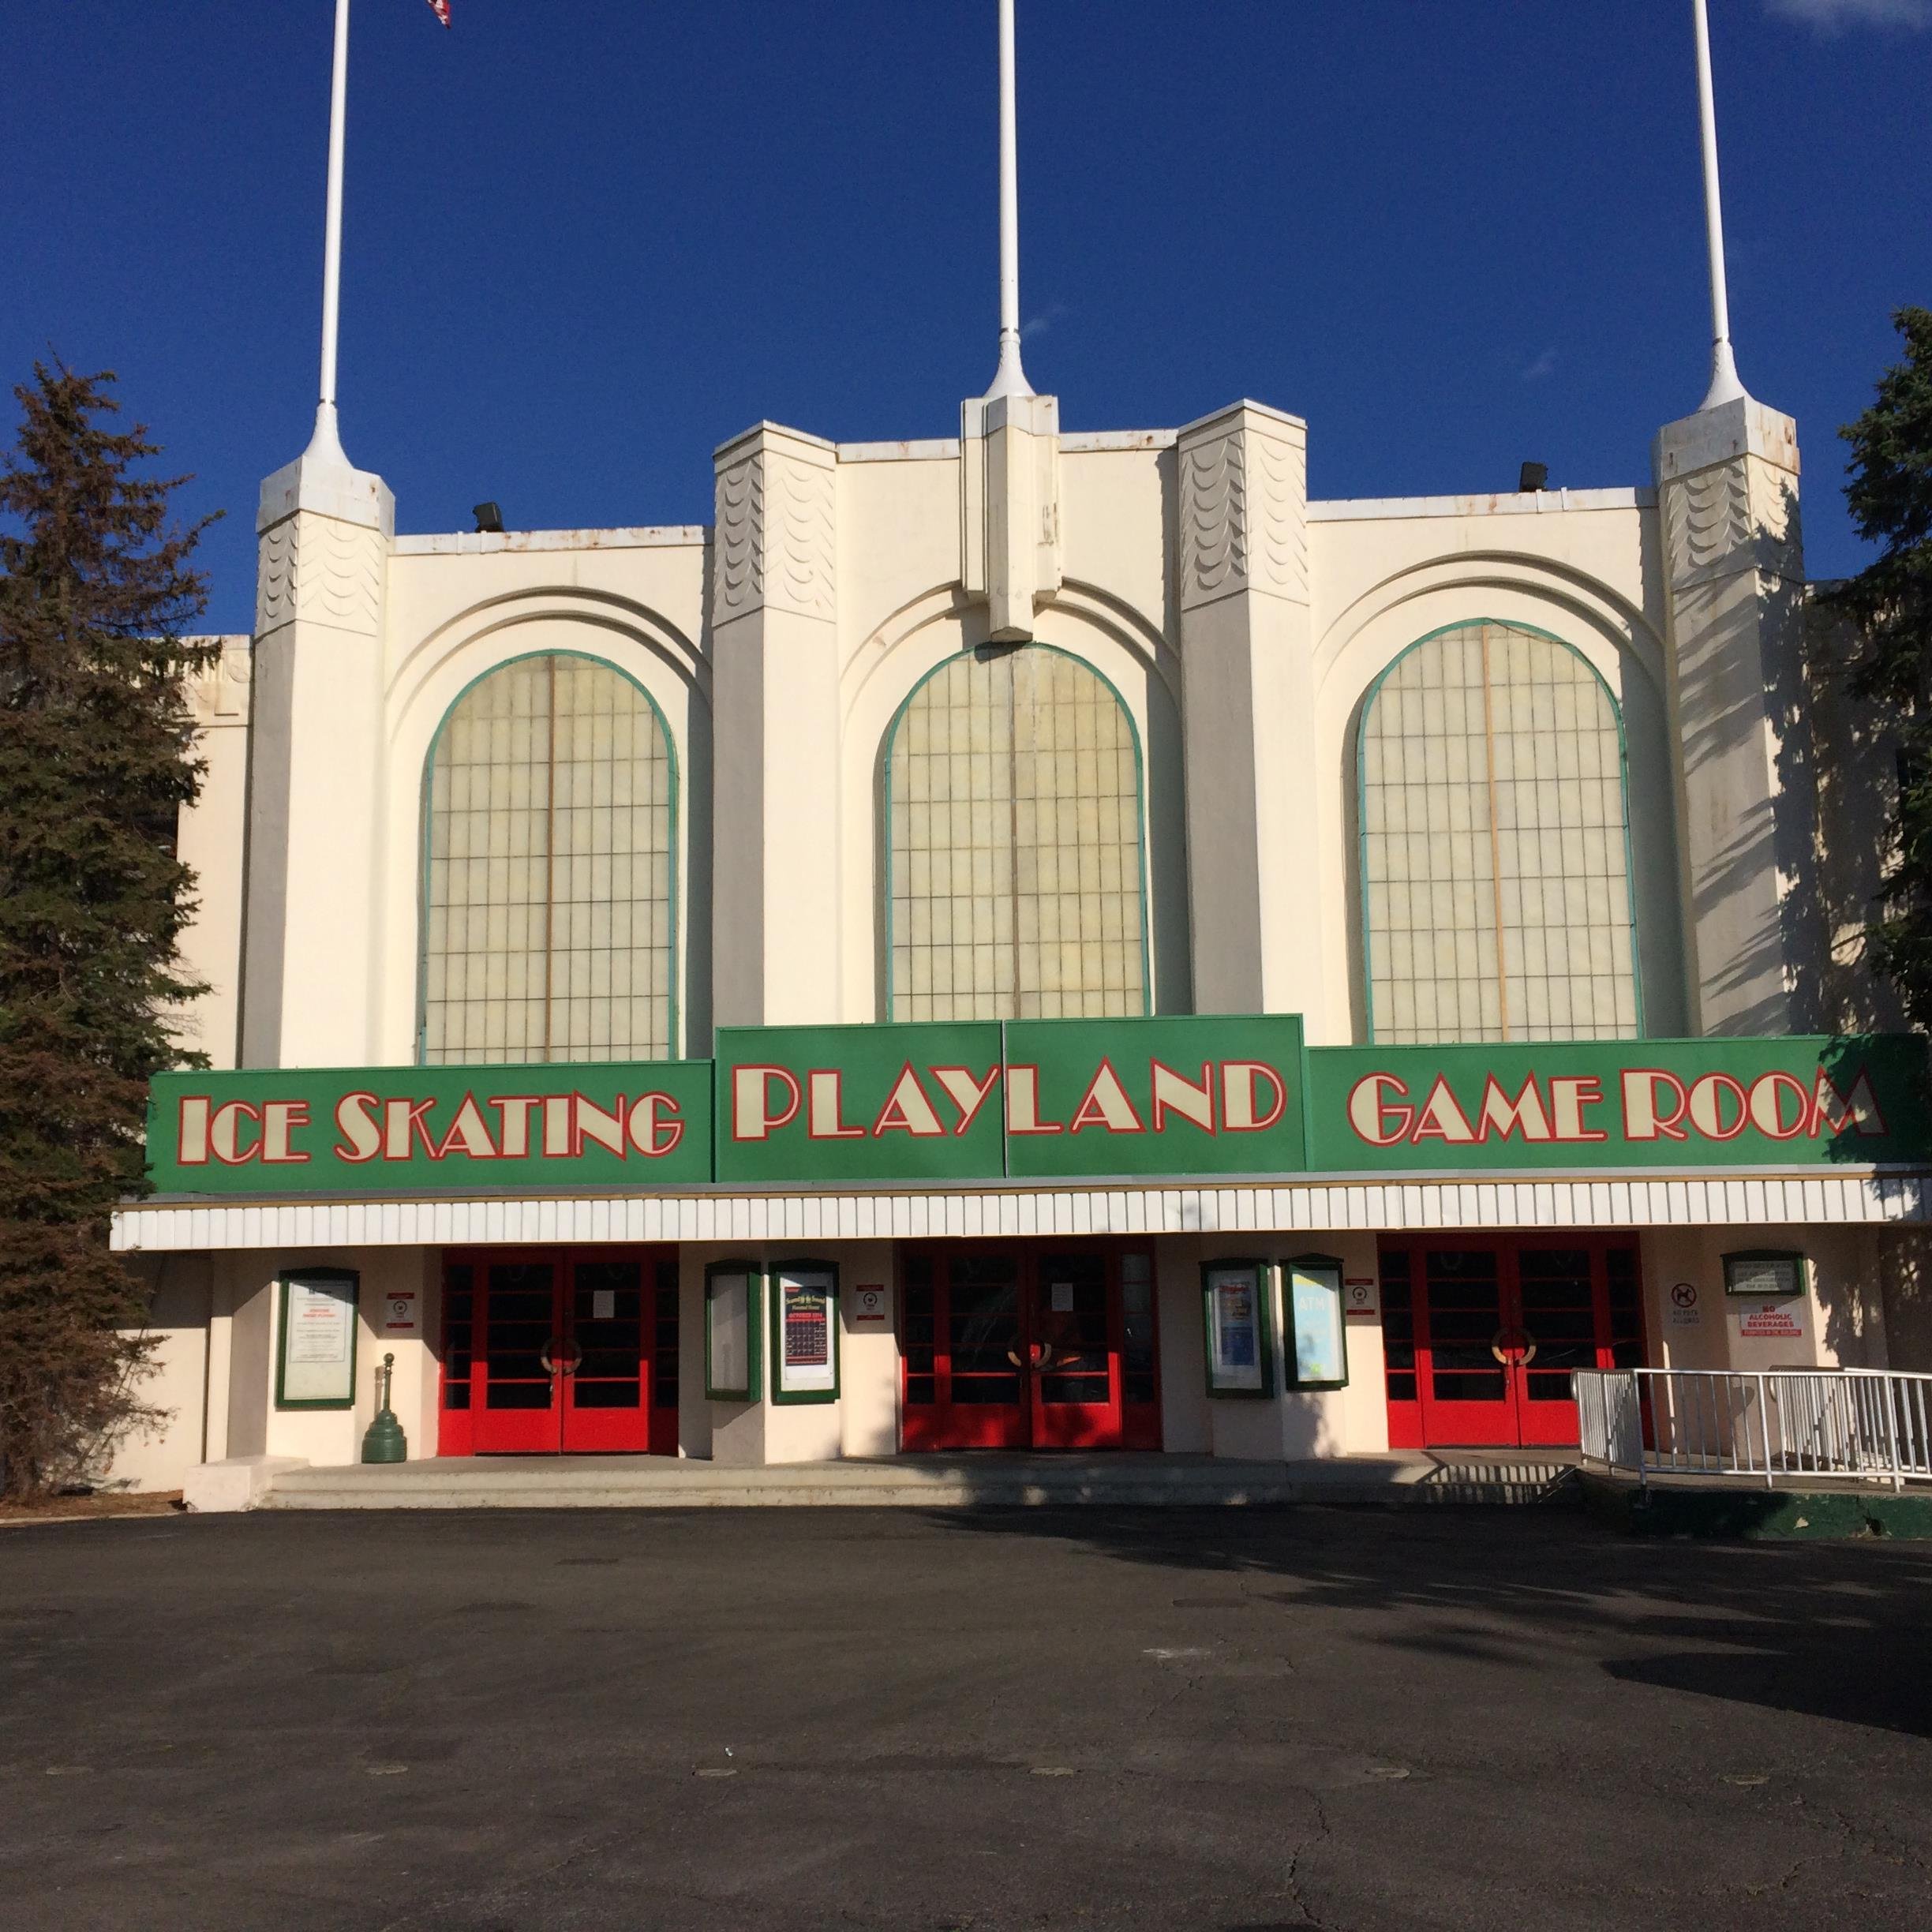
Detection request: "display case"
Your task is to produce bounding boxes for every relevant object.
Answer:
[769,1259,840,1404]
[275,1269,359,1410]
[1200,1259,1273,1397]
[705,1260,763,1402]
[1284,1254,1349,1391]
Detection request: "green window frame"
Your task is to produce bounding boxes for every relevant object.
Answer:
[1355,619,1644,1045]
[274,1268,360,1410]
[882,642,1153,1021]
[704,1259,763,1402]
[416,649,681,1065]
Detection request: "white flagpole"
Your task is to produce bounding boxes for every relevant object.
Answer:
[1692,0,1746,410]
[306,0,354,462]
[986,0,1033,399]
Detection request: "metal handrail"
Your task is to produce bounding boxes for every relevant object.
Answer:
[1573,1367,1932,1492]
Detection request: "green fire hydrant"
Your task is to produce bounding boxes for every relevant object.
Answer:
[361,1351,407,1464]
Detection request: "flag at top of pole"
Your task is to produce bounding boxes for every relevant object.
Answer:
[425,0,451,23]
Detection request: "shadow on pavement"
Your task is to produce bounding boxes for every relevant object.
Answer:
[919,1502,1932,1739]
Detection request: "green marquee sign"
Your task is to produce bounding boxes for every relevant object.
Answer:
[711,1016,1306,1185]
[1305,1035,1932,1174]
[147,1060,714,1196]
[143,1021,1930,1197]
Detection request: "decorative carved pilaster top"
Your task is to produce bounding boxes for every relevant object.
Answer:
[1178,404,1308,612]
[713,425,837,625]
[1661,456,1803,590]
[255,513,388,638]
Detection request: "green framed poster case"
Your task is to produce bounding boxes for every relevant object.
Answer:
[275,1269,359,1410]
[1284,1254,1350,1391]
[705,1260,763,1402]
[1722,1250,1808,1300]
[769,1258,840,1405]
[1201,1259,1274,1398]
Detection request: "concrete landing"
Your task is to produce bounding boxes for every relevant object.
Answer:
[260,1451,1582,1511]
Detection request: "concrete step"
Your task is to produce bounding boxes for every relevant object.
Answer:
[257,1451,1582,1512]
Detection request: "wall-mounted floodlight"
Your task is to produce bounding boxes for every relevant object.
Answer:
[1518,462,1549,494]
[473,501,504,534]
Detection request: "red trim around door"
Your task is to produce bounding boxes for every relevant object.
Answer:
[900,1241,1162,1451]
[437,1248,680,1456]
[1380,1234,1647,1450]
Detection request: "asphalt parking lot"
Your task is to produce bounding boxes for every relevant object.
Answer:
[3,1504,1930,1931]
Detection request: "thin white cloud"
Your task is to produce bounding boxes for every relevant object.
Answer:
[1521,347,1558,384]
[1766,0,1930,32]
[1022,301,1069,341]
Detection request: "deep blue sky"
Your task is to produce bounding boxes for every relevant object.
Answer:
[6,1,1928,632]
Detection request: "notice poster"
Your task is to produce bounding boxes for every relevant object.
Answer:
[1288,1262,1348,1389]
[277,1271,358,1408]
[1205,1264,1267,1395]
[775,1269,838,1398]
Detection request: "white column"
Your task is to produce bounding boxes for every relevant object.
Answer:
[1175,401,1320,1027]
[241,450,392,1066]
[710,424,842,1026]
[1654,397,1819,1034]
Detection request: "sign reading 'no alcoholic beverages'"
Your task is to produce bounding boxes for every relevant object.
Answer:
[147,1060,714,1196]
[713,1016,1308,1185]
[1304,1035,1932,1174]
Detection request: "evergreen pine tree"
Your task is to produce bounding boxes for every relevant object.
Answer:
[1833,309,1932,1028]
[0,362,219,1496]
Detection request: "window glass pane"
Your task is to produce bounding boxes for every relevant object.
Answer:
[1360,623,1638,1044]
[888,646,1146,1021]
[421,655,674,1063]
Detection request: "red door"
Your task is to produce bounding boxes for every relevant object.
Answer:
[439,1249,679,1455]
[900,1245,1160,1451]
[1380,1237,1646,1450]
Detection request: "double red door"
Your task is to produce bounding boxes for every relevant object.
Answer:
[900,1245,1161,1451]
[1379,1237,1646,1449]
[439,1249,679,1455]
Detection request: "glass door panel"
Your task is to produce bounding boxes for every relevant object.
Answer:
[1513,1247,1595,1445]
[1032,1252,1120,1449]
[474,1260,564,1452]
[945,1255,1028,1447]
[1416,1249,1515,1447]
[562,1258,650,1451]
[1118,1252,1162,1448]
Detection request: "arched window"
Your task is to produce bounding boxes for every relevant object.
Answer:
[421,653,676,1063]
[1359,621,1640,1044]
[886,644,1148,1021]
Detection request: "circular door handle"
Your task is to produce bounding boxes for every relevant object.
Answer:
[1488,1327,1537,1365]
[1005,1349,1023,1368]
[541,1341,560,1375]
